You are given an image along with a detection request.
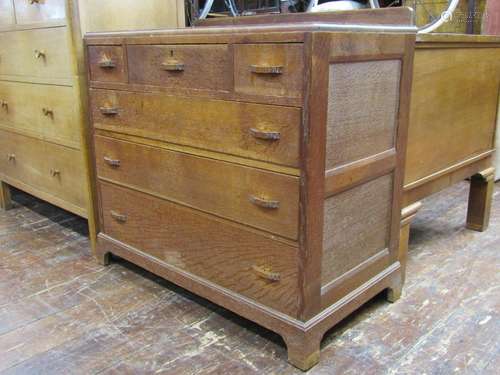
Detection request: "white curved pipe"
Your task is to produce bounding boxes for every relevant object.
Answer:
[419,0,460,33]
[199,0,215,19]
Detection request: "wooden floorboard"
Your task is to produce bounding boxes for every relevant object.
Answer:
[0,182,499,374]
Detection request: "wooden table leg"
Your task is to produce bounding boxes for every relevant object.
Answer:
[285,331,321,371]
[467,167,495,232]
[0,181,13,210]
[387,201,422,302]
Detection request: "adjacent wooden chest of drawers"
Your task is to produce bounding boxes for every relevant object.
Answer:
[0,0,96,239]
[86,9,416,370]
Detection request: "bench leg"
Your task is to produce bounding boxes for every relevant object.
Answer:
[387,201,422,303]
[0,181,13,210]
[467,167,495,232]
[284,331,322,371]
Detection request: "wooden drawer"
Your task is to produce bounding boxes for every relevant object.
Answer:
[99,181,300,316]
[0,81,81,148]
[90,88,301,167]
[234,44,304,99]
[0,0,15,26]
[88,45,127,83]
[13,0,66,25]
[0,27,72,79]
[0,130,86,210]
[94,135,299,240]
[127,44,231,92]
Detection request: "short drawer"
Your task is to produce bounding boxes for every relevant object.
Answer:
[94,135,299,240]
[90,88,301,167]
[0,0,15,26]
[0,130,86,211]
[88,45,127,83]
[99,181,300,317]
[127,44,231,92]
[14,0,66,25]
[234,43,304,99]
[0,81,81,148]
[0,27,72,79]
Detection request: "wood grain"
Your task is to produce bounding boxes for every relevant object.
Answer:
[99,181,300,317]
[13,0,66,25]
[88,45,127,83]
[94,135,300,240]
[90,88,301,168]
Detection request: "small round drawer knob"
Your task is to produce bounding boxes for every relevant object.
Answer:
[42,107,54,117]
[50,169,60,177]
[0,100,8,109]
[29,0,41,4]
[7,154,15,161]
[34,49,46,59]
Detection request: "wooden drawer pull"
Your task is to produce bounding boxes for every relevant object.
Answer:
[50,169,60,177]
[252,265,280,282]
[110,210,127,223]
[98,55,116,69]
[104,156,120,167]
[99,106,119,116]
[42,107,53,117]
[249,128,280,141]
[34,49,45,59]
[249,195,280,209]
[250,65,283,75]
[7,154,15,161]
[29,0,40,4]
[0,100,7,109]
[161,61,185,71]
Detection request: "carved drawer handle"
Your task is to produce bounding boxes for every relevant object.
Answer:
[249,195,280,209]
[98,55,116,69]
[0,100,7,110]
[34,49,45,59]
[161,60,185,71]
[42,107,53,117]
[7,154,15,161]
[99,106,119,116]
[103,156,120,167]
[110,210,127,223]
[50,168,60,177]
[249,128,280,141]
[29,0,41,4]
[250,65,283,75]
[252,265,280,282]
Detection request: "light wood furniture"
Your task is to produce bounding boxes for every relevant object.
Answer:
[400,34,500,263]
[0,0,97,246]
[77,0,185,34]
[86,9,416,370]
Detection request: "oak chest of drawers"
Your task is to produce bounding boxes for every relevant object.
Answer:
[0,0,96,244]
[86,9,416,370]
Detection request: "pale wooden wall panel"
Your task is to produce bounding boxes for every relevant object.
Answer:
[325,60,401,170]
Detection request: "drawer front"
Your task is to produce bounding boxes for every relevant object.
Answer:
[0,129,45,187]
[0,81,81,147]
[128,44,231,92]
[14,0,66,25]
[0,0,15,26]
[94,136,299,240]
[88,45,127,83]
[234,44,304,99]
[90,89,301,167]
[0,27,72,79]
[99,181,300,317]
[0,130,86,210]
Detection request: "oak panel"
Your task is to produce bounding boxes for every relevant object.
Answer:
[88,45,127,83]
[90,88,301,167]
[0,26,72,79]
[405,47,500,186]
[99,181,300,317]
[128,44,231,92]
[94,135,300,240]
[13,0,66,25]
[234,43,304,99]
[0,80,80,148]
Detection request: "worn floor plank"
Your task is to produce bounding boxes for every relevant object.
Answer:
[0,183,498,374]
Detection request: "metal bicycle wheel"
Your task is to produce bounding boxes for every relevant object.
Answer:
[198,0,240,19]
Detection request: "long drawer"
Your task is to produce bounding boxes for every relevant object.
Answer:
[13,0,66,25]
[94,135,299,240]
[0,27,72,79]
[0,81,81,148]
[90,89,301,167]
[99,181,300,316]
[0,130,86,210]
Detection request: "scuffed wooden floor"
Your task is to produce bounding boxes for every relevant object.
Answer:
[0,182,498,374]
